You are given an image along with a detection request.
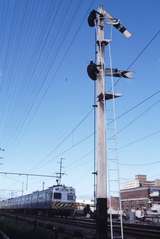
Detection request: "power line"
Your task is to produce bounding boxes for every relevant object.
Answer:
[119,128,160,150]
[0,0,43,143]
[3,1,68,146]
[31,88,160,171]
[112,98,160,136]
[32,132,94,171]
[67,149,93,170]
[1,0,76,147]
[0,0,25,138]
[29,108,93,171]
[45,109,93,154]
[8,0,95,148]
[108,88,160,125]
[120,160,160,167]
[127,30,160,70]
[114,28,160,86]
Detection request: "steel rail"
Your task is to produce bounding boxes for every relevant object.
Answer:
[111,222,160,238]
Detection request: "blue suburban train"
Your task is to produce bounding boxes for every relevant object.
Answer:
[0,184,76,215]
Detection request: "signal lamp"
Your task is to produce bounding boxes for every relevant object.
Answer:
[87,61,99,81]
[88,10,97,27]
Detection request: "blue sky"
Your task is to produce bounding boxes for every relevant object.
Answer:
[0,0,160,200]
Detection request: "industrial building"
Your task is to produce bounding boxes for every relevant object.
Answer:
[107,197,119,210]
[120,175,160,210]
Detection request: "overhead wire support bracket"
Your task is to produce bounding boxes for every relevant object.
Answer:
[0,171,57,178]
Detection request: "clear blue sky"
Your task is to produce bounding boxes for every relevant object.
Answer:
[0,0,160,200]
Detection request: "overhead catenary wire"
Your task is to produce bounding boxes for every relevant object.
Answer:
[0,171,57,178]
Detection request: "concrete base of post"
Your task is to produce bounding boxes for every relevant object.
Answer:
[96,198,107,239]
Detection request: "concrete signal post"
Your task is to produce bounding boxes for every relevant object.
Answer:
[87,6,132,239]
[88,7,108,239]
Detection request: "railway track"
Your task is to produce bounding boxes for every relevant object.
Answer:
[112,221,160,238]
[0,212,96,239]
[0,231,10,239]
[1,212,160,238]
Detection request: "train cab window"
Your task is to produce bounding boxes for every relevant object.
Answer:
[54,192,61,199]
[67,194,73,200]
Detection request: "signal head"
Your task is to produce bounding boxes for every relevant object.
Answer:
[113,19,132,38]
[87,61,99,81]
[88,10,97,27]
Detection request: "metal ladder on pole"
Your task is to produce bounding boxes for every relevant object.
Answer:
[107,96,124,239]
[106,40,124,239]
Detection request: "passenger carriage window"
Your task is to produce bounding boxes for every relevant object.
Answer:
[47,192,52,200]
[54,192,61,199]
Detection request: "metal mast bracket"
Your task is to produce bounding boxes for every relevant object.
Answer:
[96,39,111,46]
[98,92,121,102]
[105,92,122,100]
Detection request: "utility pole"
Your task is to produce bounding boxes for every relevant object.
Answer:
[59,157,63,184]
[56,158,65,185]
[21,182,24,196]
[0,147,5,165]
[42,181,45,190]
[87,6,132,239]
[26,175,29,191]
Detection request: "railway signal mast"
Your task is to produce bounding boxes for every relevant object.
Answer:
[87,6,132,239]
